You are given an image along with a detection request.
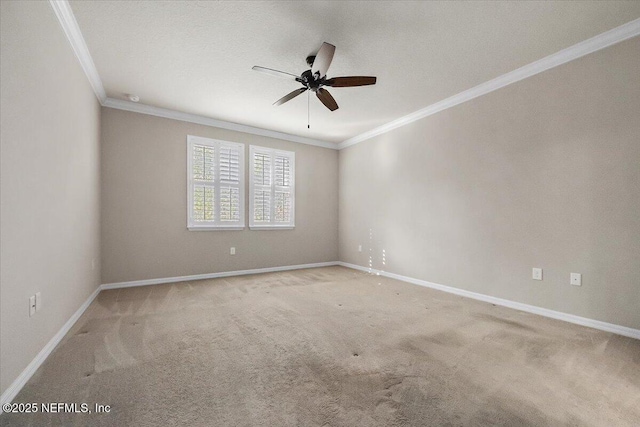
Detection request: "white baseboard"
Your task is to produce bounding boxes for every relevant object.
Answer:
[5,259,633,411]
[101,261,340,290]
[0,286,101,413]
[0,261,340,410]
[338,262,640,340]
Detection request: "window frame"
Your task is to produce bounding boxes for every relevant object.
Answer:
[249,145,295,230]
[187,135,245,231]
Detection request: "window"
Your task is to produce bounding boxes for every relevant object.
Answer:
[249,145,295,229]
[187,135,245,230]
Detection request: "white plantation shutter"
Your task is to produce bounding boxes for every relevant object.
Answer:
[187,136,245,230]
[253,190,271,222]
[219,186,240,222]
[219,146,240,182]
[274,191,292,223]
[250,146,295,229]
[192,145,215,181]
[218,144,242,223]
[253,153,271,186]
[274,155,292,187]
[252,152,272,223]
[191,144,216,222]
[193,185,214,221]
[273,154,293,224]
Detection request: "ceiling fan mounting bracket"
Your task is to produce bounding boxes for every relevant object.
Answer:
[306,55,316,67]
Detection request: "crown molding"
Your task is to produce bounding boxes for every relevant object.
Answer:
[48,0,336,150]
[49,0,638,151]
[48,0,106,103]
[338,18,640,150]
[102,98,337,149]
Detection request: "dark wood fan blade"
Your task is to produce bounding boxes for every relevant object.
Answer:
[311,42,335,79]
[316,88,338,111]
[324,76,377,87]
[274,88,307,106]
[252,66,299,81]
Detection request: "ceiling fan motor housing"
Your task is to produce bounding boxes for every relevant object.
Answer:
[300,69,323,91]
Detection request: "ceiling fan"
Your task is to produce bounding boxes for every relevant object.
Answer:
[252,42,377,112]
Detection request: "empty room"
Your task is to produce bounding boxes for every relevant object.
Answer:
[1,1,639,425]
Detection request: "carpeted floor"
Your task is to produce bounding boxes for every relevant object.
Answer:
[1,266,639,426]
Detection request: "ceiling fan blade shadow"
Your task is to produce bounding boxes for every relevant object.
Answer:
[316,88,339,111]
[252,66,300,81]
[311,42,335,79]
[325,76,377,87]
[274,88,307,106]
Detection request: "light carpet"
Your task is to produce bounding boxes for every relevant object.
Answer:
[1,266,638,426]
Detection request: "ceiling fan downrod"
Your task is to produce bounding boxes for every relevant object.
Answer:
[308,90,310,129]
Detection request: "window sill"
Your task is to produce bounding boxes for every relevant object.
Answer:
[188,226,245,231]
[249,225,295,230]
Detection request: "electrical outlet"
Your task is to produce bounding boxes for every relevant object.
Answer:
[230,247,236,255]
[29,295,36,317]
[532,268,543,281]
[92,258,96,270]
[35,292,42,312]
[358,245,362,252]
[570,273,582,286]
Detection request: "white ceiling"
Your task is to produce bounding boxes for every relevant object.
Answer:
[69,1,640,144]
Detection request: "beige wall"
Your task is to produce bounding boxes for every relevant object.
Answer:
[339,37,640,329]
[0,1,101,395]
[1,3,637,402]
[100,108,338,284]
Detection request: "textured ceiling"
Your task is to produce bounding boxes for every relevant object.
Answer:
[69,1,640,143]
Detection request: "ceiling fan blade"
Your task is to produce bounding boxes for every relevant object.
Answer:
[324,76,377,87]
[252,66,300,82]
[316,88,338,111]
[311,42,335,79]
[273,88,307,106]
